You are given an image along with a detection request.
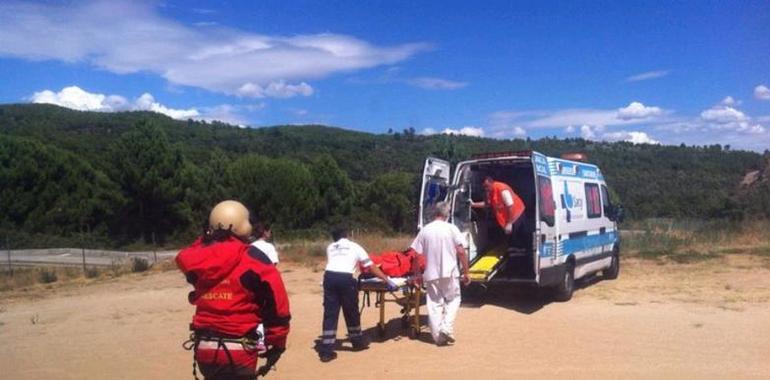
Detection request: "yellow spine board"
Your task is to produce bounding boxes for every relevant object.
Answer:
[468,246,505,281]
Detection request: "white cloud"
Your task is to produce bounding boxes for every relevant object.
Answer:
[441,126,485,137]
[488,102,667,136]
[237,81,314,98]
[700,106,748,124]
[197,104,251,127]
[580,125,597,139]
[422,126,485,137]
[754,85,770,100]
[134,93,200,119]
[616,101,663,120]
[407,77,468,90]
[603,131,660,145]
[31,86,122,111]
[580,125,660,145]
[31,86,201,120]
[625,70,670,82]
[720,96,738,106]
[692,104,766,135]
[0,1,429,98]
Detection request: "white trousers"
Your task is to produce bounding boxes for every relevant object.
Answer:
[425,277,461,343]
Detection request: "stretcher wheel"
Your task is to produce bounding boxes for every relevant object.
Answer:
[400,315,410,328]
[407,326,418,340]
[377,323,386,338]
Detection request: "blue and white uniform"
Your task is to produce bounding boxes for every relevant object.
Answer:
[319,238,372,354]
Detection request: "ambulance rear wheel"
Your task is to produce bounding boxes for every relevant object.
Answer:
[553,263,574,302]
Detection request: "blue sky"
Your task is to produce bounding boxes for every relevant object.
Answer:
[1,0,769,150]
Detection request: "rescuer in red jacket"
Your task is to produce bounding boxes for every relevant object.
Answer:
[177,200,291,380]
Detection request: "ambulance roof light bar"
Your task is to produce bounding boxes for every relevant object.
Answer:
[471,150,532,160]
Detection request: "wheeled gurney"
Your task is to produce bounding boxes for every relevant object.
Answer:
[358,277,423,339]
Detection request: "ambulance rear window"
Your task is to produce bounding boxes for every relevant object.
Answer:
[585,183,601,218]
[538,176,555,223]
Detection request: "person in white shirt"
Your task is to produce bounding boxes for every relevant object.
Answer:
[410,202,470,346]
[251,222,279,265]
[318,226,396,362]
[250,222,280,353]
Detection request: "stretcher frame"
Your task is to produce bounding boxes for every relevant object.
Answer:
[358,279,423,339]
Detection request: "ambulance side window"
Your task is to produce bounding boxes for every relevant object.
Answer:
[538,176,555,226]
[585,183,601,219]
[601,185,612,217]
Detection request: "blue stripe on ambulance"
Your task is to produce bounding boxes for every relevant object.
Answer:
[560,231,618,257]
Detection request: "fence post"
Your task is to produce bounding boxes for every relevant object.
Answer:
[81,227,87,274]
[152,231,157,264]
[6,236,11,276]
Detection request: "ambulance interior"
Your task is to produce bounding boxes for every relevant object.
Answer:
[450,159,538,281]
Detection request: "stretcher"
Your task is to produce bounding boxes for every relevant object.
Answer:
[468,244,507,282]
[358,277,423,339]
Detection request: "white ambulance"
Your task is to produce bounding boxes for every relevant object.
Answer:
[418,151,623,301]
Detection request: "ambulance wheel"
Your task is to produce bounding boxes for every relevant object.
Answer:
[553,263,574,302]
[604,250,620,280]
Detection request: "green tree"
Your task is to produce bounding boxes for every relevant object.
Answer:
[0,135,123,236]
[226,155,319,228]
[310,154,355,222]
[107,120,192,243]
[363,171,417,232]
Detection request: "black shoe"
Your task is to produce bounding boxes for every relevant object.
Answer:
[319,352,337,363]
[438,332,454,345]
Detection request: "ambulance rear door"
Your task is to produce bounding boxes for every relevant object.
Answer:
[533,152,557,284]
[418,157,451,229]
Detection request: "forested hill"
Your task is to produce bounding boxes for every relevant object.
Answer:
[1,104,768,248]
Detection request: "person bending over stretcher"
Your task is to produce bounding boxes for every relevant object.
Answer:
[471,176,526,245]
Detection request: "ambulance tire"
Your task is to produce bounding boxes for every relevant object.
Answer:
[553,263,574,302]
[604,248,620,280]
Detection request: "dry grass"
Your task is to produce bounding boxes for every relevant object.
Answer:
[280,233,413,269]
[623,219,770,263]
[0,259,178,293]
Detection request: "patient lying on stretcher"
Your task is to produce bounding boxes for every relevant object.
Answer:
[358,248,425,288]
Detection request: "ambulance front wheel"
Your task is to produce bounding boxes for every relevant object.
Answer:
[604,248,620,280]
[553,263,574,302]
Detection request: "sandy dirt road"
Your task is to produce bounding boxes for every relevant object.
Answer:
[1,255,769,379]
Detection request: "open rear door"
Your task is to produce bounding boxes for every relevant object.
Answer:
[418,157,451,229]
[533,152,556,284]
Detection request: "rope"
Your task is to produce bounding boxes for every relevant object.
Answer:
[183,331,260,380]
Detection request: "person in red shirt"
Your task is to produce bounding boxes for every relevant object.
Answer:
[177,200,291,380]
[472,176,526,245]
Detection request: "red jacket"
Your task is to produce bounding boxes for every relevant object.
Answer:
[176,236,291,348]
[488,181,525,228]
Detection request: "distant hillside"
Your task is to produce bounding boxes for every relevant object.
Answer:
[1,104,767,248]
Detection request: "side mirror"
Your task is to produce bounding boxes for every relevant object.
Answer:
[612,205,625,223]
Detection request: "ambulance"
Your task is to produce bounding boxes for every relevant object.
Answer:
[418,151,623,301]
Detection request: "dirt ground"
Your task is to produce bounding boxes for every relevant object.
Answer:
[1,255,769,379]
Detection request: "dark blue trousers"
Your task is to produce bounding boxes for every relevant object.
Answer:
[319,271,363,354]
